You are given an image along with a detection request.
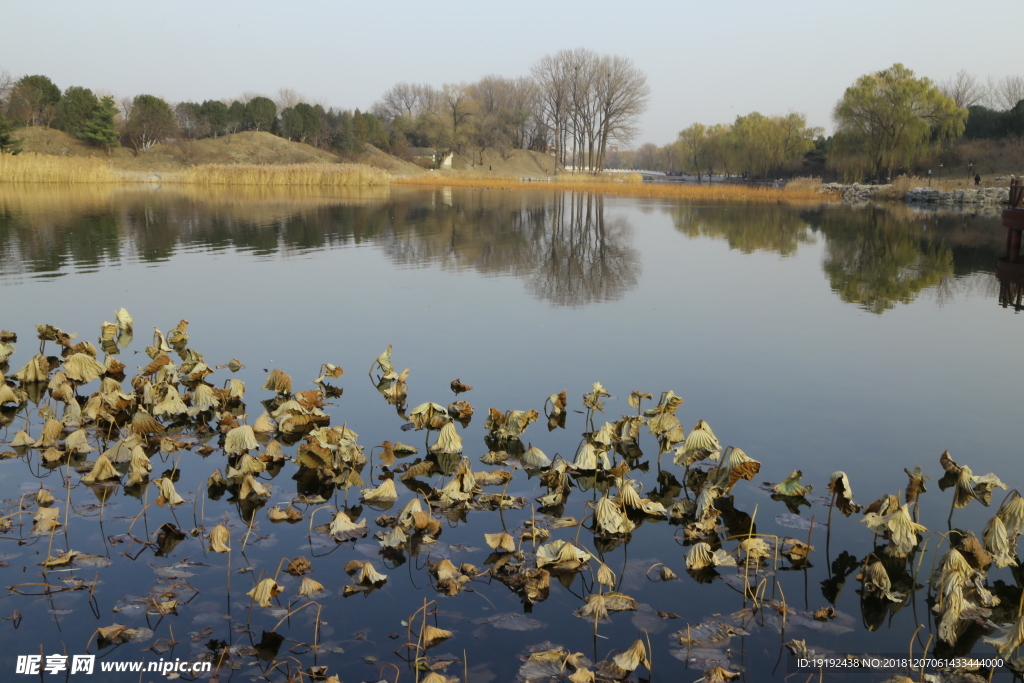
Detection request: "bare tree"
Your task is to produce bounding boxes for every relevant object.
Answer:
[940,69,984,109]
[275,87,302,114]
[0,68,13,114]
[985,75,1024,110]
[592,54,650,172]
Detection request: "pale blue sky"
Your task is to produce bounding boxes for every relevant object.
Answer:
[2,0,1017,145]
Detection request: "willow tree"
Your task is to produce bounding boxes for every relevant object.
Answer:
[833,63,965,181]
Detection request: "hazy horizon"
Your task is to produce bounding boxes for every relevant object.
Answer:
[2,0,1018,147]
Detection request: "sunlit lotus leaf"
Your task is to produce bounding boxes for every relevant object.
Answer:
[420,674,458,683]
[14,354,50,384]
[188,384,218,414]
[572,442,610,471]
[329,511,368,541]
[595,495,634,535]
[773,470,812,497]
[498,410,539,439]
[350,561,386,586]
[410,402,451,430]
[41,447,66,463]
[260,368,292,395]
[32,418,63,448]
[429,421,463,455]
[239,474,270,499]
[40,549,80,568]
[592,562,616,587]
[738,537,770,561]
[862,559,904,603]
[36,324,76,346]
[31,506,61,535]
[447,401,473,422]
[521,445,551,469]
[546,390,568,417]
[208,524,231,553]
[984,516,1017,568]
[647,412,683,440]
[575,594,609,621]
[226,455,266,480]
[475,469,513,487]
[985,611,1024,657]
[420,624,451,649]
[644,390,683,419]
[997,491,1024,534]
[127,409,162,437]
[566,669,595,683]
[35,485,54,507]
[378,527,408,548]
[0,382,25,405]
[686,542,736,570]
[904,465,929,504]
[153,386,188,417]
[485,531,515,553]
[267,505,302,522]
[95,624,127,642]
[536,540,591,570]
[224,424,258,455]
[247,578,283,607]
[10,430,33,447]
[672,421,720,467]
[63,428,93,455]
[0,342,14,364]
[252,411,275,433]
[165,319,188,349]
[113,307,132,332]
[612,639,649,673]
[372,345,394,375]
[140,354,171,377]
[154,477,185,506]
[362,478,398,503]
[583,381,611,412]
[715,447,760,492]
[62,353,106,384]
[518,647,588,681]
[826,471,861,516]
[81,453,120,484]
[298,577,325,597]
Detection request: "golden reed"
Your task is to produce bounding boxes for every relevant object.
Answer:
[395,174,837,203]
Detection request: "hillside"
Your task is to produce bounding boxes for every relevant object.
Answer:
[12,127,559,178]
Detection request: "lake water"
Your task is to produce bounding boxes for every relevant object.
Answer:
[0,184,1020,682]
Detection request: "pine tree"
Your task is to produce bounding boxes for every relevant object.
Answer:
[0,114,22,154]
[79,96,119,152]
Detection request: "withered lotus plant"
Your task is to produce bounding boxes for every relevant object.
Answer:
[246,578,283,607]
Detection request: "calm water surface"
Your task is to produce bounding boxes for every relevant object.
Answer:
[0,185,1019,682]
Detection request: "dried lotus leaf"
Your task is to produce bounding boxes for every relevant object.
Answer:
[246,578,283,607]
[64,353,107,383]
[522,445,551,468]
[261,369,292,395]
[826,471,861,516]
[612,639,650,672]
[14,354,50,384]
[224,424,259,455]
[81,454,120,483]
[298,577,325,597]
[329,511,368,541]
[484,531,515,553]
[239,474,270,499]
[773,470,812,497]
[356,561,387,586]
[253,411,276,433]
[208,524,231,553]
[409,402,450,430]
[154,477,185,506]
[420,624,451,649]
[362,479,398,503]
[429,421,463,455]
[372,345,394,375]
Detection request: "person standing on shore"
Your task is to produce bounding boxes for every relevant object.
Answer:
[975,173,981,187]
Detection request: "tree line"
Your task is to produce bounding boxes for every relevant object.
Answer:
[620,67,1023,182]
[1,60,1022,181]
[0,48,651,171]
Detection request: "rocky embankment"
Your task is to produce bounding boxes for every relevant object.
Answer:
[820,182,1010,207]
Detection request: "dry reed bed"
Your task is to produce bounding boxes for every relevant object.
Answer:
[0,153,117,184]
[175,162,390,187]
[395,174,836,203]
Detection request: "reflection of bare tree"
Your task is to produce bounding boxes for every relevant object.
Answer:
[527,193,640,306]
[668,204,814,256]
[379,190,641,307]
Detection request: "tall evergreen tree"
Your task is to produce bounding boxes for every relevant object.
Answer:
[78,96,119,152]
[57,86,99,137]
[0,114,23,154]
